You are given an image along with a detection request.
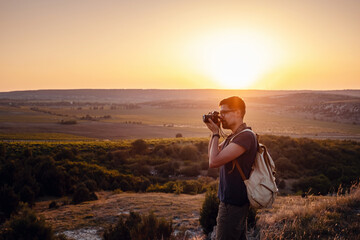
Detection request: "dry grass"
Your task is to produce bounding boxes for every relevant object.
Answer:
[34,192,206,237]
[254,183,360,240]
[33,185,360,240]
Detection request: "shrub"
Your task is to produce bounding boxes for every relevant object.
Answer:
[155,162,176,178]
[72,184,98,204]
[179,145,199,161]
[19,185,35,206]
[199,190,219,235]
[326,166,342,180]
[103,215,131,240]
[0,185,19,220]
[103,211,173,240]
[175,133,183,138]
[131,139,148,155]
[207,168,219,179]
[182,180,203,194]
[172,181,183,195]
[181,165,200,177]
[293,174,332,195]
[111,150,128,166]
[278,179,286,189]
[0,204,55,240]
[59,119,77,125]
[49,201,58,209]
[200,160,209,170]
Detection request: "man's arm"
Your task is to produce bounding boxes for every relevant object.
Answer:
[209,141,246,168]
[205,119,246,168]
[207,136,225,156]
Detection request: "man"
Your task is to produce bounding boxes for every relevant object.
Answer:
[205,96,257,240]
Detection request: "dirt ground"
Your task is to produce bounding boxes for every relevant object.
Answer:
[34,192,206,237]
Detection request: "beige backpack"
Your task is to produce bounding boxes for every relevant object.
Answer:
[229,129,278,209]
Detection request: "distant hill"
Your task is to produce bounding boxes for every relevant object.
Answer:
[248,92,360,124]
[0,89,313,103]
[0,89,359,138]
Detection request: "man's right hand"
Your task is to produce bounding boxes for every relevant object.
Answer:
[205,119,220,135]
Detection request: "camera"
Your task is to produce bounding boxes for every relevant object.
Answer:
[202,111,221,124]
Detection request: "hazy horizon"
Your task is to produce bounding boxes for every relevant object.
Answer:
[1,88,360,94]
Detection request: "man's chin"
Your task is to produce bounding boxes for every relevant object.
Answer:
[221,123,230,129]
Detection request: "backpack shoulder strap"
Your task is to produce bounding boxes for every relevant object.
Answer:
[228,129,257,179]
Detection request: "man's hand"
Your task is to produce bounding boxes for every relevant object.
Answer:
[205,119,220,134]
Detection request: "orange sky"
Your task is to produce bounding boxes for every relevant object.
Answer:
[1,0,359,91]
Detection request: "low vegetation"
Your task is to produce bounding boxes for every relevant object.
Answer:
[103,211,172,240]
[0,136,359,238]
[254,182,360,239]
[0,204,67,240]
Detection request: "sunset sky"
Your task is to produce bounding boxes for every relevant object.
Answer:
[1,0,359,91]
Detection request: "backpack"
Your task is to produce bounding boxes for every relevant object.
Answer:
[229,129,278,209]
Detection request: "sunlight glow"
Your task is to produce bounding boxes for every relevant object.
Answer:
[189,29,284,89]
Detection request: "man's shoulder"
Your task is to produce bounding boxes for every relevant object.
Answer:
[232,129,255,140]
[230,128,256,151]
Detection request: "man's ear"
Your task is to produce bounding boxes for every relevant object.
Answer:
[236,109,242,118]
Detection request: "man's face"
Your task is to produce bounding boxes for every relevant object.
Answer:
[219,104,239,129]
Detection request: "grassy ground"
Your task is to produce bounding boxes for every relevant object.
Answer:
[254,183,360,240]
[33,184,360,240]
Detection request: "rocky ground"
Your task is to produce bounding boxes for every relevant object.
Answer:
[34,191,206,239]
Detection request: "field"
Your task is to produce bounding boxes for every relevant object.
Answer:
[0,89,359,141]
[1,103,359,141]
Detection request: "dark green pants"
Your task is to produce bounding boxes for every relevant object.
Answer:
[216,202,249,240]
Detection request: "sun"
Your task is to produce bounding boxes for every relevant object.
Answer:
[188,29,283,89]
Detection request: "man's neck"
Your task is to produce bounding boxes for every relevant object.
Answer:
[231,121,246,134]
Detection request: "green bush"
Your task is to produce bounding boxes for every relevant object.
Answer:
[199,190,219,235]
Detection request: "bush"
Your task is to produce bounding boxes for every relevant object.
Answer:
[0,185,19,220]
[19,185,36,206]
[49,201,58,209]
[278,179,286,189]
[59,119,77,125]
[0,204,56,240]
[131,139,148,155]
[179,145,199,161]
[181,165,200,177]
[293,174,332,195]
[199,190,219,235]
[207,168,219,179]
[182,180,203,195]
[72,184,98,204]
[103,211,172,240]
